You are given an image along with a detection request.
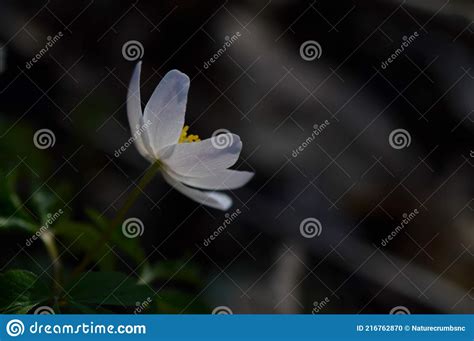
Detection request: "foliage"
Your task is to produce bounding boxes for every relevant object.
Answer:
[0,270,49,314]
[0,141,205,313]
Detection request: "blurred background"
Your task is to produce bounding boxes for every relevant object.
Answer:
[0,0,472,313]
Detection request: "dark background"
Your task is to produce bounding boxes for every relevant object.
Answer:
[0,0,473,313]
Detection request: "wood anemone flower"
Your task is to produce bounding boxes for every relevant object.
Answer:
[126,62,254,210]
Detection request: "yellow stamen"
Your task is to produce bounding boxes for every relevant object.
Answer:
[179,125,201,143]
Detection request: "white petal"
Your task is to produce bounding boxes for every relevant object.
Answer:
[127,62,154,159]
[159,134,242,177]
[144,69,190,154]
[163,173,232,210]
[167,169,254,190]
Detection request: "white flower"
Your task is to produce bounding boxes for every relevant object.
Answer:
[126,62,254,210]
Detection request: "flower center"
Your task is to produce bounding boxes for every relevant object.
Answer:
[179,125,201,143]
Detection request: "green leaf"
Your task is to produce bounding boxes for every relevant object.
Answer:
[1,172,23,213]
[53,217,145,270]
[0,172,24,217]
[0,119,53,176]
[0,270,50,314]
[0,216,36,233]
[66,272,155,306]
[109,227,145,264]
[85,209,108,230]
[53,221,115,270]
[83,209,145,265]
[0,172,62,235]
[30,190,56,222]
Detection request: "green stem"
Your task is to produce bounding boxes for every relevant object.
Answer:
[71,161,161,279]
[40,230,61,295]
